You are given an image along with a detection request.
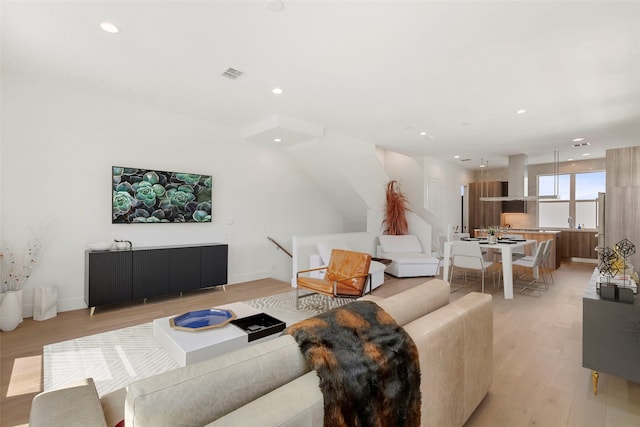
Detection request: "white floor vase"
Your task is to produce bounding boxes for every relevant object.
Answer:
[0,289,24,331]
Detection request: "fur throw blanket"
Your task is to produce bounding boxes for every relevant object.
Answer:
[285,301,421,426]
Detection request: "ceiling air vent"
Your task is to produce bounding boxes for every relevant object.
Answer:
[572,142,590,147]
[222,68,243,80]
[460,158,472,162]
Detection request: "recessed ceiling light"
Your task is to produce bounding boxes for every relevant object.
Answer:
[479,164,486,168]
[582,153,591,156]
[419,131,427,136]
[100,22,119,34]
[567,158,574,161]
[273,138,282,143]
[516,109,526,114]
[272,87,283,95]
[454,155,460,159]
[572,137,584,142]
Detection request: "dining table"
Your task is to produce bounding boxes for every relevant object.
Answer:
[442,238,538,299]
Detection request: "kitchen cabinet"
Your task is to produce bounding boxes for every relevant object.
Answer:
[561,230,598,259]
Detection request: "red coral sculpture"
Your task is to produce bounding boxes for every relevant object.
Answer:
[383,180,410,235]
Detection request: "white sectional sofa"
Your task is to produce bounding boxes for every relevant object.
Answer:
[29,280,493,427]
[377,234,440,277]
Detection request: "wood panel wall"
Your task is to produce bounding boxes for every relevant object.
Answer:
[605,146,640,268]
[468,181,504,236]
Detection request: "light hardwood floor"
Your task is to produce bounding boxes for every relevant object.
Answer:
[1,263,639,427]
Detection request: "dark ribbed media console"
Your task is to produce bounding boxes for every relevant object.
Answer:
[85,243,228,315]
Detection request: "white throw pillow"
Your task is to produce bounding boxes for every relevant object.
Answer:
[316,239,351,265]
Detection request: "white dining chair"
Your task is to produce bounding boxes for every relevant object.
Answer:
[515,239,554,285]
[512,240,548,295]
[437,234,449,259]
[508,235,527,259]
[437,234,450,278]
[540,239,555,285]
[448,241,495,293]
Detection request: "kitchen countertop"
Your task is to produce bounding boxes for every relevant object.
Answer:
[505,229,561,234]
[506,229,599,234]
[476,228,561,234]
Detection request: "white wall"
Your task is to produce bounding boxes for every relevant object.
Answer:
[1,70,345,314]
[283,131,388,231]
[423,155,474,231]
[383,151,424,213]
[383,151,473,249]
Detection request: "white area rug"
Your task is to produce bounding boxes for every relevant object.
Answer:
[244,290,353,324]
[44,291,352,396]
[43,323,178,396]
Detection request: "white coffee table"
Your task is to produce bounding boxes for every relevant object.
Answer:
[153,302,279,367]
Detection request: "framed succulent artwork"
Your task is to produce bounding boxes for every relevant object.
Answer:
[112,166,212,223]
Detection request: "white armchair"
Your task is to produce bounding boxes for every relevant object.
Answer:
[377,235,440,277]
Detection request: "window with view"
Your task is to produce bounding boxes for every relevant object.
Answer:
[538,171,605,229]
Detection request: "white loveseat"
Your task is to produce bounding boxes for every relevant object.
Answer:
[377,234,440,277]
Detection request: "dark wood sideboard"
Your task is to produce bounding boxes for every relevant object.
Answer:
[582,269,640,394]
[85,243,228,314]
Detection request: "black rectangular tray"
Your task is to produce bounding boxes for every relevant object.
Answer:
[231,313,286,342]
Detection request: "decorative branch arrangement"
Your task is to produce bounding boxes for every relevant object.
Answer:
[597,239,637,302]
[383,180,410,235]
[598,246,620,282]
[598,239,636,285]
[1,237,43,293]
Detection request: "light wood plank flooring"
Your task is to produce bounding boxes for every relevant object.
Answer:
[1,263,639,427]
